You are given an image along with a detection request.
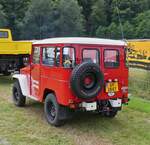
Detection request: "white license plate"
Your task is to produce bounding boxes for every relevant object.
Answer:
[109,99,122,107]
[81,102,97,111]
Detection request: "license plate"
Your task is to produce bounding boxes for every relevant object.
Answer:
[106,82,119,92]
[109,99,122,107]
[81,102,97,111]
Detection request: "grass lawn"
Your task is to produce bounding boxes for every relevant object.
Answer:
[0,69,150,145]
[129,68,150,100]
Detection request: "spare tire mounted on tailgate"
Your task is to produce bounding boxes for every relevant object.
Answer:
[70,62,104,99]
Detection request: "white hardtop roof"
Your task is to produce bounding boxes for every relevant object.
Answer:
[33,37,127,46]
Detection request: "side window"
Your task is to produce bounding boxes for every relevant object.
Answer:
[33,47,40,64]
[42,47,55,66]
[104,49,119,68]
[63,47,75,68]
[83,49,99,64]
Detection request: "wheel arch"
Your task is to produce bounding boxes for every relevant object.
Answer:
[42,88,56,102]
[12,74,30,97]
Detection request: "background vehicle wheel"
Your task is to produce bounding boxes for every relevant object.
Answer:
[44,94,65,126]
[12,81,26,107]
[2,70,11,76]
[103,109,118,118]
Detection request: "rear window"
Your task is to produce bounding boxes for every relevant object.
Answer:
[104,50,119,68]
[83,49,99,64]
[0,31,8,38]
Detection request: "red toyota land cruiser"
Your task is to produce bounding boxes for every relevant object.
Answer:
[12,37,129,126]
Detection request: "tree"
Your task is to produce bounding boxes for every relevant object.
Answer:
[52,0,84,37]
[19,0,54,39]
[90,0,107,36]
[96,21,134,39]
[104,0,113,26]
[111,0,150,23]
[20,0,84,39]
[0,5,7,27]
[123,21,134,39]
[0,0,30,39]
[77,0,95,35]
[134,10,150,38]
[96,26,108,38]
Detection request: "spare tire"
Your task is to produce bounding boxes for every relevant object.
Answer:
[70,62,104,99]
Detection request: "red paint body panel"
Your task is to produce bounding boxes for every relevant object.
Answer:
[20,42,128,107]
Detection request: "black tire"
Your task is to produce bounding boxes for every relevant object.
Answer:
[70,62,104,99]
[12,81,26,107]
[103,109,118,118]
[44,94,65,126]
[2,70,11,76]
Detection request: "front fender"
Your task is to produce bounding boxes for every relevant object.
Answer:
[12,74,30,97]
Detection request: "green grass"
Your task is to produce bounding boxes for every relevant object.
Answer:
[129,68,150,100]
[0,70,150,145]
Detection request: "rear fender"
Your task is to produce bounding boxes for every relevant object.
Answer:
[12,74,30,96]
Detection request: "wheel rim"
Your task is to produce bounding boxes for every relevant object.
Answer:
[82,73,96,89]
[13,88,19,101]
[47,101,56,121]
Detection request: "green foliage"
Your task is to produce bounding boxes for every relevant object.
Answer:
[111,0,149,23]
[52,0,84,37]
[134,10,150,39]
[77,0,95,35]
[0,0,150,39]
[123,21,134,39]
[19,0,54,39]
[20,0,84,39]
[0,0,30,39]
[0,5,7,27]
[90,0,107,35]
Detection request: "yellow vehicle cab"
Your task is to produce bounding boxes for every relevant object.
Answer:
[0,29,32,75]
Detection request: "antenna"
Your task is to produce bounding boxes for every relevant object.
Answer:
[116,0,125,40]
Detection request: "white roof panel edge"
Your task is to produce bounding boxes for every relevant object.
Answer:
[33,37,127,46]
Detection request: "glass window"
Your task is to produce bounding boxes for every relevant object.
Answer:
[42,47,55,66]
[33,47,40,64]
[0,31,8,38]
[83,49,99,64]
[63,47,75,68]
[104,50,119,67]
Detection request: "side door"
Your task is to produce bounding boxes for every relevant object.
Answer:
[30,46,41,99]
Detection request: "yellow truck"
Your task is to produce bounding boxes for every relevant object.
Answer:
[0,29,32,75]
[127,39,150,70]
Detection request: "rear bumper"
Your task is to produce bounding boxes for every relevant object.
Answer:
[79,99,122,111]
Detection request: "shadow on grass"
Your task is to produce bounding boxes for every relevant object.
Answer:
[24,99,124,132]
[0,75,13,85]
